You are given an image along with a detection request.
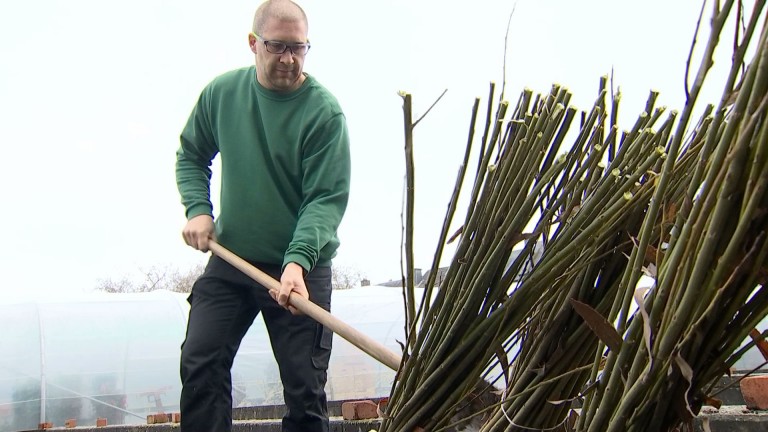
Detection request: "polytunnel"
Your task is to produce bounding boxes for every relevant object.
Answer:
[0,287,408,431]
[2,285,766,432]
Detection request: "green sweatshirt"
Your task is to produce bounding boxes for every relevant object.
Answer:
[176,66,351,271]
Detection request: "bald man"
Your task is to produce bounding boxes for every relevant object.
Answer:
[175,1,351,431]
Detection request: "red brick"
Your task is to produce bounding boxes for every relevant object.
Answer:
[96,418,108,427]
[65,418,77,428]
[341,401,356,420]
[341,400,379,420]
[147,413,171,424]
[38,423,53,430]
[741,375,768,410]
[172,412,181,423]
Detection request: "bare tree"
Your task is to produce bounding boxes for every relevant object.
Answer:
[95,276,137,294]
[332,265,365,290]
[96,263,206,293]
[165,263,206,293]
[97,262,365,292]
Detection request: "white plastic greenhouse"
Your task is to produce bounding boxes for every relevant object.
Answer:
[2,285,765,432]
[0,287,407,431]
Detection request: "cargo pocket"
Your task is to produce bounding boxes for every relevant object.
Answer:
[311,304,333,370]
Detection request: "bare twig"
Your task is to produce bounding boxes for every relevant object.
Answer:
[399,91,417,337]
[685,0,709,102]
[413,89,449,127]
[734,0,742,56]
[500,2,518,102]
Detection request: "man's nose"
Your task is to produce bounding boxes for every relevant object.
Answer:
[279,50,295,64]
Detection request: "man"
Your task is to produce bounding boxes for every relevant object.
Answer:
[174,1,351,431]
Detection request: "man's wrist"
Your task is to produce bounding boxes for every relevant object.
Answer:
[284,262,307,276]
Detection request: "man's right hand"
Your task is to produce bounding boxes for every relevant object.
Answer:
[182,214,215,252]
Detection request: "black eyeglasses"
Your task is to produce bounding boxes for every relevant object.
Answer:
[253,33,311,56]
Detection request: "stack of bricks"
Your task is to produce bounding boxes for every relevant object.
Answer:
[39,418,109,429]
[341,398,388,421]
[147,412,181,424]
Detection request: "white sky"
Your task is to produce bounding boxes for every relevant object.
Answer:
[0,1,747,302]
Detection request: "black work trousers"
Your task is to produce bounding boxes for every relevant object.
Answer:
[180,255,333,432]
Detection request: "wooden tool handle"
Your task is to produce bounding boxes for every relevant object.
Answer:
[208,240,402,371]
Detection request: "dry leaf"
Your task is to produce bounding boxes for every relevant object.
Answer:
[508,232,536,249]
[673,352,696,422]
[496,346,511,389]
[377,397,390,419]
[633,288,653,364]
[570,299,622,352]
[704,396,722,409]
[758,266,768,286]
[645,244,664,267]
[447,225,464,244]
[749,328,768,361]
[664,202,678,222]
[642,264,657,278]
[566,410,579,432]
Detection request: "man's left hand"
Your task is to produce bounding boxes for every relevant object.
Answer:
[273,262,309,315]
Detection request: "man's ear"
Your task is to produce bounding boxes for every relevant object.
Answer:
[248,33,258,54]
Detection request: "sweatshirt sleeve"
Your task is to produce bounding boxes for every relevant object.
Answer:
[176,86,219,220]
[283,113,351,271]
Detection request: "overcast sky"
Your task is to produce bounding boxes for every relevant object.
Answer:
[0,1,747,302]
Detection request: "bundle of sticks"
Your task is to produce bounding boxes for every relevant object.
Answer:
[382,1,768,431]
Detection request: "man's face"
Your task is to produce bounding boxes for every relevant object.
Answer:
[249,17,309,92]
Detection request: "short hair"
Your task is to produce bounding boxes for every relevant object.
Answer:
[252,0,308,36]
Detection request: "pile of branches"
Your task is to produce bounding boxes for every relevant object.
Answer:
[381,1,768,431]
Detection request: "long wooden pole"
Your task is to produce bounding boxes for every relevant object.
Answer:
[208,240,403,371]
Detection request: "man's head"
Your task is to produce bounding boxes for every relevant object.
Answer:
[248,0,309,92]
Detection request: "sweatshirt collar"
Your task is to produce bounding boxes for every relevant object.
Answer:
[252,67,313,100]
